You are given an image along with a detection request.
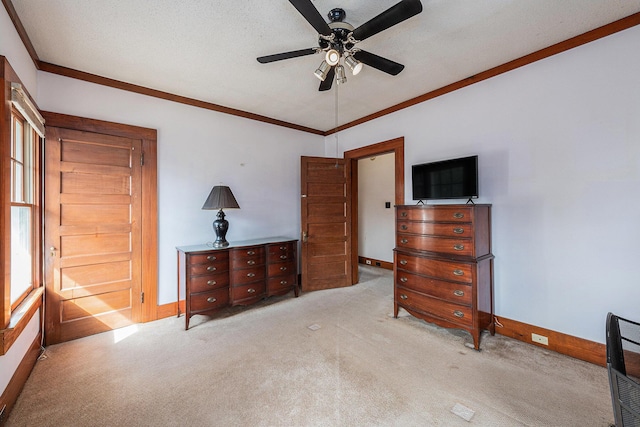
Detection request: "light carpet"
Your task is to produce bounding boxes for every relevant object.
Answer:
[7,266,612,426]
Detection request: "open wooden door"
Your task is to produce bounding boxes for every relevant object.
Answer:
[44,115,157,345]
[300,156,352,291]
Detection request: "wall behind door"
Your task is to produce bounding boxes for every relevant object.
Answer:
[358,152,395,264]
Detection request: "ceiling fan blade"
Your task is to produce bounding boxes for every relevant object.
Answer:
[257,48,318,64]
[352,0,422,42]
[353,50,404,75]
[289,0,332,36]
[319,67,335,91]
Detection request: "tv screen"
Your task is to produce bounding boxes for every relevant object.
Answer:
[412,155,478,200]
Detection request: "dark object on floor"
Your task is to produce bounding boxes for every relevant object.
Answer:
[606,312,640,426]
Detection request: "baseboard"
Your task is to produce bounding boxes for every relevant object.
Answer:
[156,301,185,320]
[0,332,42,425]
[494,315,605,367]
[358,256,393,270]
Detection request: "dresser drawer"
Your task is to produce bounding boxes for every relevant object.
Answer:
[230,246,265,269]
[396,286,472,327]
[231,282,266,303]
[267,274,296,293]
[267,242,295,260]
[189,288,229,312]
[397,221,473,237]
[397,234,474,257]
[396,271,472,305]
[188,251,229,265]
[397,253,473,283]
[267,260,296,277]
[397,206,473,223]
[189,271,229,293]
[189,261,229,276]
[230,265,265,285]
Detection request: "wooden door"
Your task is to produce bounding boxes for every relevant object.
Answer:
[300,156,352,291]
[44,126,143,344]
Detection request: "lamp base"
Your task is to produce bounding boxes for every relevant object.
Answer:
[212,209,229,248]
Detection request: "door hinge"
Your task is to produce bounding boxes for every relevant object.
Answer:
[140,292,145,303]
[140,152,145,166]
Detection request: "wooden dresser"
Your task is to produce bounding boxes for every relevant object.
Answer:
[394,204,494,350]
[177,237,298,329]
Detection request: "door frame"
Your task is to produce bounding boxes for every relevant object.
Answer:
[42,111,158,322]
[344,137,404,284]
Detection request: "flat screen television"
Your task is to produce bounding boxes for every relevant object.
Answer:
[412,155,478,201]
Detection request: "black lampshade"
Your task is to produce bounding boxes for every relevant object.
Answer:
[202,186,240,210]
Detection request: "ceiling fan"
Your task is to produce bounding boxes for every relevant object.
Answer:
[257,0,423,91]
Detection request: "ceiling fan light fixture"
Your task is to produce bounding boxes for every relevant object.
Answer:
[314,61,331,81]
[336,65,347,85]
[344,55,363,76]
[325,49,340,66]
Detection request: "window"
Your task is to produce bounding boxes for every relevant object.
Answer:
[10,110,39,308]
[1,58,44,355]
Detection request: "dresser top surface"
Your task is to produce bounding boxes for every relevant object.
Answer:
[177,236,297,253]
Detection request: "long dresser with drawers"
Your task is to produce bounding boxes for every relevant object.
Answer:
[177,237,298,330]
[394,204,494,350]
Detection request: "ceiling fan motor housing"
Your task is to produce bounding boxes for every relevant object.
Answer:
[320,20,356,53]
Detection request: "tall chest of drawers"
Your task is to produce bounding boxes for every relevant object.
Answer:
[394,205,494,350]
[177,237,299,330]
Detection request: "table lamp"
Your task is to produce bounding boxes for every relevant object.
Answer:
[202,185,240,247]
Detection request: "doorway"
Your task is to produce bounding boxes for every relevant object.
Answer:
[344,137,404,284]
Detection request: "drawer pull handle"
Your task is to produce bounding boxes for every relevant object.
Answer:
[453,228,464,234]
[453,244,465,251]
[453,212,464,219]
[401,225,408,230]
[207,266,217,272]
[453,290,464,297]
[280,255,288,259]
[400,277,408,283]
[207,280,217,286]
[248,288,256,294]
[247,260,256,265]
[400,294,408,300]
[401,239,408,244]
[453,269,464,276]
[207,297,217,303]
[401,211,408,217]
[400,260,407,266]
[453,310,464,318]
[207,255,217,261]
[247,250,256,255]
[280,280,287,285]
[247,273,255,278]
[280,246,287,250]
[280,266,287,271]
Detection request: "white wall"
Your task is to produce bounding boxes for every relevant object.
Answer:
[36,74,325,305]
[358,153,395,263]
[330,26,640,344]
[0,5,41,399]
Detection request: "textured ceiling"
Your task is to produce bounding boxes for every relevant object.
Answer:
[10,0,640,132]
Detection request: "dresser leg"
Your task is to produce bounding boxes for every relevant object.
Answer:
[393,302,399,318]
[471,330,481,351]
[293,285,300,297]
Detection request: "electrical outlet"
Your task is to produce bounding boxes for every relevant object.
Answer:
[531,333,549,345]
[365,259,372,265]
